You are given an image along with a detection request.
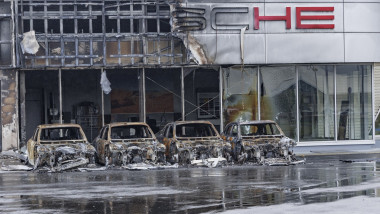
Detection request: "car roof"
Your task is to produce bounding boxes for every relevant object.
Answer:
[227,120,277,125]
[37,123,82,128]
[167,120,215,126]
[107,122,150,128]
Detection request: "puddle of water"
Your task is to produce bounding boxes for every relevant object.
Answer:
[0,160,379,213]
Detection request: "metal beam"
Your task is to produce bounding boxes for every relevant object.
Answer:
[59,68,63,124]
[101,68,105,127]
[181,67,185,121]
[219,67,223,133]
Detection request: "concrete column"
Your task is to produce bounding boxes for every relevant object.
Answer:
[20,71,26,147]
[1,69,19,151]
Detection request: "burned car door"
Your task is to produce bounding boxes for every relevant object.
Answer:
[230,124,242,159]
[27,127,40,165]
[92,126,105,150]
[97,125,109,164]
[162,124,174,157]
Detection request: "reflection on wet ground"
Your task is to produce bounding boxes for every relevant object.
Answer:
[0,154,380,213]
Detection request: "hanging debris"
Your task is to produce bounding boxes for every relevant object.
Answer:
[20,30,39,54]
[26,124,96,172]
[100,71,112,94]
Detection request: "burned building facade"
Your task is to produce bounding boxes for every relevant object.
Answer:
[0,0,379,152]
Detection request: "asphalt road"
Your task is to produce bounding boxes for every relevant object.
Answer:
[0,154,380,214]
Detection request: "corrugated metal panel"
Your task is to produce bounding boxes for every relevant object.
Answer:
[374,63,380,119]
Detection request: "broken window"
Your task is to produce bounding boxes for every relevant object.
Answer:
[240,124,281,136]
[176,123,217,137]
[260,66,297,140]
[110,125,152,139]
[40,127,83,141]
[0,1,12,68]
[16,0,186,68]
[223,66,259,124]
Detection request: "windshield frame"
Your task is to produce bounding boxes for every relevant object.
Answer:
[39,126,85,142]
[239,123,283,137]
[174,123,218,138]
[109,125,154,140]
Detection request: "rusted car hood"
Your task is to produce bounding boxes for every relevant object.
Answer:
[241,136,296,147]
[242,135,282,146]
[175,137,229,149]
[37,141,96,154]
[108,139,164,151]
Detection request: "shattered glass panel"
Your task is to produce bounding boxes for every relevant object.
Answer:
[298,65,335,141]
[40,127,84,141]
[260,66,296,140]
[223,66,258,124]
[240,123,281,136]
[336,65,372,140]
[176,123,217,137]
[110,125,153,139]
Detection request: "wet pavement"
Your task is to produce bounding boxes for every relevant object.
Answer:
[1,154,380,213]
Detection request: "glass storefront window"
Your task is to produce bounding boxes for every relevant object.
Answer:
[223,66,258,124]
[221,64,373,143]
[260,66,297,139]
[375,115,380,136]
[336,65,372,140]
[298,65,335,141]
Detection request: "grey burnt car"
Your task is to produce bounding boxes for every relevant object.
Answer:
[93,122,166,166]
[156,121,232,165]
[221,120,297,164]
[26,124,96,171]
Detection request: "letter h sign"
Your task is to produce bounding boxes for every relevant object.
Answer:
[254,7,334,30]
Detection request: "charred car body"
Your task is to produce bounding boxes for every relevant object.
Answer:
[156,121,232,165]
[93,122,166,166]
[221,120,297,164]
[26,124,96,171]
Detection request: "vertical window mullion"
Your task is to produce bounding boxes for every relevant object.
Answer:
[44,0,48,67]
[334,65,337,142]
[372,64,375,140]
[130,2,134,65]
[59,0,64,66]
[257,66,261,120]
[89,2,93,66]
[296,66,299,143]
[117,0,121,65]
[157,0,161,65]
[74,0,78,66]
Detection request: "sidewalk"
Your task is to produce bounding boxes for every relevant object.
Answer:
[294,139,380,157]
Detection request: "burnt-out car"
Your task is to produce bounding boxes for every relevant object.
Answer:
[221,120,297,164]
[93,122,166,166]
[26,124,96,171]
[156,121,232,165]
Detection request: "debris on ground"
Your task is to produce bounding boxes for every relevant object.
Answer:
[191,157,227,168]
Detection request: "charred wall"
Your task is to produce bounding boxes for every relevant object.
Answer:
[0,69,19,151]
